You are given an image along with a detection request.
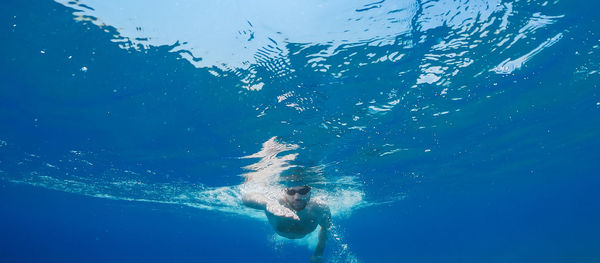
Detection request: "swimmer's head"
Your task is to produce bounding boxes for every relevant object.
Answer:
[284,185,311,211]
[279,166,323,210]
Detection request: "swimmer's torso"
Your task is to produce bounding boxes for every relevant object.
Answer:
[266,201,321,239]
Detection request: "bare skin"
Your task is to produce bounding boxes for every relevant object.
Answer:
[242,186,332,263]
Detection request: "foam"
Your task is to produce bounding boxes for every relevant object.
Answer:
[0,137,404,262]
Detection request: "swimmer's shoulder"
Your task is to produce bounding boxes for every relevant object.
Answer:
[309,196,330,213]
[310,197,331,226]
[310,195,326,205]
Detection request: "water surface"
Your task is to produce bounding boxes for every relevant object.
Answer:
[1,0,599,262]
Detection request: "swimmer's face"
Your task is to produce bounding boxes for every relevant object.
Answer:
[284,186,311,211]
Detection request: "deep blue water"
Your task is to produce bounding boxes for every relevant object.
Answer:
[1,0,600,262]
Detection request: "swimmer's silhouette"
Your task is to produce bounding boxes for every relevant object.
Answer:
[242,182,331,263]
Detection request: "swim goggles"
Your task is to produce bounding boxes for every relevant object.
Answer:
[285,186,311,195]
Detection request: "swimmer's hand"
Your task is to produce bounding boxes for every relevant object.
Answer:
[310,255,323,263]
[266,202,300,220]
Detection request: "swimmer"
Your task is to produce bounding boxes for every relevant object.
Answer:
[242,185,331,263]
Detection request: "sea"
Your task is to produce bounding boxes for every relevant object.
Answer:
[1,0,599,262]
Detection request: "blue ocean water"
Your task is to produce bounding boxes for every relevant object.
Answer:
[1,0,599,262]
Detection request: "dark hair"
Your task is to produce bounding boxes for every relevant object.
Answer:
[279,165,324,187]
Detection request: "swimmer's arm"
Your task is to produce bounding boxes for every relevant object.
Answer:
[312,206,332,261]
[241,192,269,210]
[243,193,300,220]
